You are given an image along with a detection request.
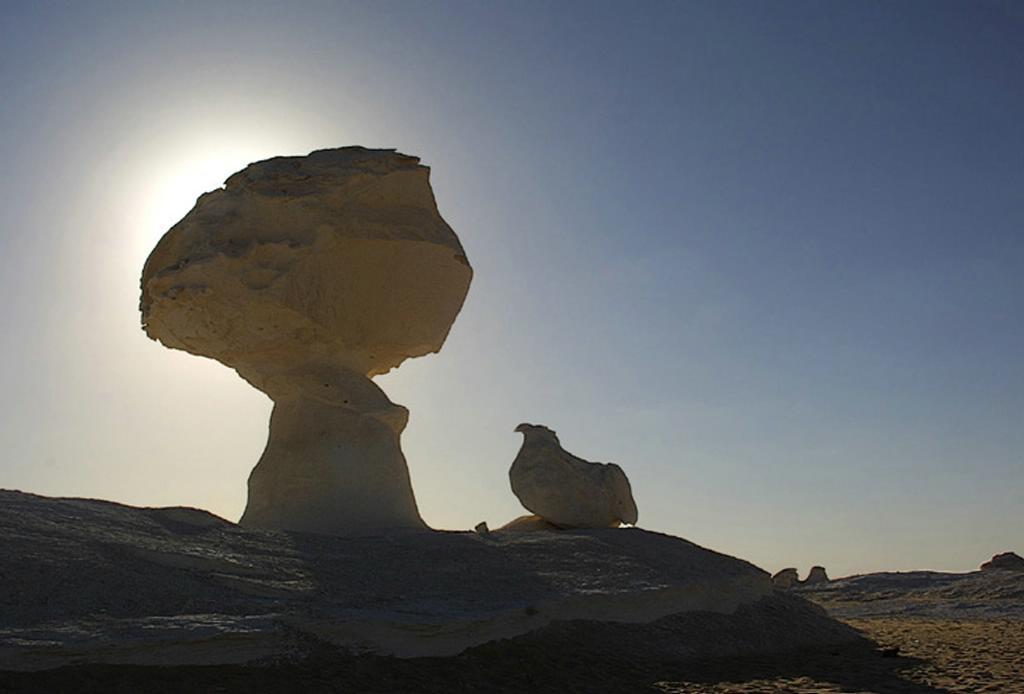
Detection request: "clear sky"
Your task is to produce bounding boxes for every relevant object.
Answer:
[1,1,1021,577]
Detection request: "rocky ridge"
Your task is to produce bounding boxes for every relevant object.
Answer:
[0,490,829,671]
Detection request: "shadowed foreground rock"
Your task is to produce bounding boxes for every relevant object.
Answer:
[0,599,878,694]
[0,490,862,674]
[794,567,1024,619]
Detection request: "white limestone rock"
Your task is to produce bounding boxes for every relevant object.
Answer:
[140,147,472,534]
[509,424,638,529]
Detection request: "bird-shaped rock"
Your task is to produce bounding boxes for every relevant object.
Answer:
[509,424,638,529]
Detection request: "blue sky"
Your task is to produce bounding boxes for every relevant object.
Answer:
[1,1,1021,576]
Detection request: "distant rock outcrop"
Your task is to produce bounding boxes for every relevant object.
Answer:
[981,552,1024,572]
[804,566,830,585]
[772,568,799,589]
[773,567,829,589]
[509,424,638,529]
[789,568,1024,620]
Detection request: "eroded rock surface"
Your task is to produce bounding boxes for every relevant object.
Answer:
[0,490,780,670]
[140,147,472,534]
[509,424,638,529]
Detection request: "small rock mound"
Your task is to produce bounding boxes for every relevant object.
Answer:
[772,568,799,589]
[804,566,830,585]
[0,490,792,669]
[981,551,1024,572]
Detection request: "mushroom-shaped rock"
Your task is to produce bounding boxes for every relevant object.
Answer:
[980,552,1024,572]
[141,147,472,534]
[509,424,638,529]
[772,568,799,590]
[803,566,830,585]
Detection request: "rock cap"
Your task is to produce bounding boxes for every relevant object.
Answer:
[141,146,472,381]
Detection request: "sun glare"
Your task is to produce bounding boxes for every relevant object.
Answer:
[141,147,258,244]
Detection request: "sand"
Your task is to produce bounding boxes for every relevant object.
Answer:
[655,617,1024,693]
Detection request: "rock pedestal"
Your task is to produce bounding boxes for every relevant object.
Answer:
[238,365,422,532]
[140,147,472,533]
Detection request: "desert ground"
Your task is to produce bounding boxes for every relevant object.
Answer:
[655,617,1024,693]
